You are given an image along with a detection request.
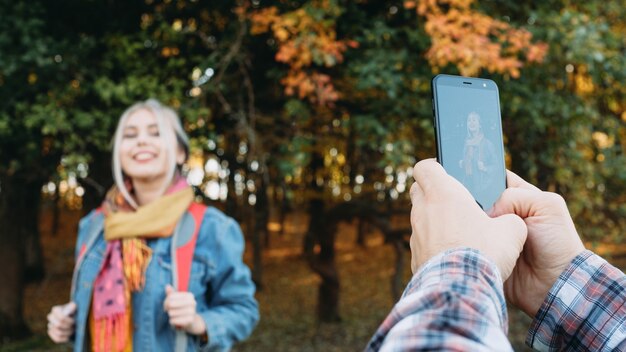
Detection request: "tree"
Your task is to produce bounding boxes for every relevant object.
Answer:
[0,1,85,338]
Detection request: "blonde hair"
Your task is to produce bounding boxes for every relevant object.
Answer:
[466,111,482,136]
[111,99,190,208]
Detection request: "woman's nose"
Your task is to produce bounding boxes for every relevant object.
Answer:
[136,131,149,145]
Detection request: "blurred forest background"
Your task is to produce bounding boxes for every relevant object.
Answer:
[1,0,625,350]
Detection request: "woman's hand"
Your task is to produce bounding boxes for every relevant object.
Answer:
[47,302,76,343]
[163,285,207,335]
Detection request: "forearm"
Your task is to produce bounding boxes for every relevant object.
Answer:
[527,250,626,351]
[366,248,513,351]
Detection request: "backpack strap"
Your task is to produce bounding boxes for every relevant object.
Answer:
[71,208,105,302]
[174,202,207,292]
[76,207,104,262]
[172,202,207,352]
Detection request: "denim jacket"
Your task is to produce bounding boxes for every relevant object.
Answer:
[69,205,259,351]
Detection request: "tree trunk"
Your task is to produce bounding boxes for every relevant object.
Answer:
[80,150,112,215]
[23,179,45,283]
[302,151,341,322]
[251,175,268,290]
[0,173,45,341]
[225,172,239,222]
[52,190,61,236]
[316,220,340,322]
[258,178,270,249]
[356,217,367,247]
[278,181,290,237]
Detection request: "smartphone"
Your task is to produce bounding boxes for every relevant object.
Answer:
[431,74,506,211]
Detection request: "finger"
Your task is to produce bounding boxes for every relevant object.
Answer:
[51,324,74,336]
[62,302,77,316]
[165,296,196,310]
[48,313,61,327]
[49,316,75,330]
[55,331,72,342]
[506,170,540,191]
[48,319,74,335]
[55,325,75,334]
[492,214,528,279]
[51,305,71,321]
[57,331,72,340]
[169,317,193,327]
[168,309,196,321]
[59,316,75,327]
[168,311,195,323]
[164,295,196,312]
[51,306,65,317]
[48,329,71,343]
[412,159,449,195]
[48,331,63,343]
[488,187,541,218]
[409,182,424,205]
[495,214,527,245]
[164,285,176,311]
[166,301,196,317]
[167,299,192,311]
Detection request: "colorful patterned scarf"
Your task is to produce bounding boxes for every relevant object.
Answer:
[91,177,194,352]
[464,132,485,176]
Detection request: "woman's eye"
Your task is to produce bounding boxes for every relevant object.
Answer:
[148,126,160,137]
[123,133,137,139]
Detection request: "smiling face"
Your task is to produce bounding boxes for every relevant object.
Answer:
[467,112,481,133]
[112,100,190,208]
[118,108,183,184]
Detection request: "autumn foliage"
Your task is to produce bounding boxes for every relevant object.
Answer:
[250,0,547,106]
[250,2,356,106]
[405,0,547,77]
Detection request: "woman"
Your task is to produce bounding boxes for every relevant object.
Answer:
[459,111,496,206]
[46,99,259,351]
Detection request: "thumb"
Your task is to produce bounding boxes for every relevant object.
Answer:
[491,213,527,280]
[163,285,175,312]
[63,302,77,316]
[489,187,540,219]
[494,213,527,246]
[505,170,540,191]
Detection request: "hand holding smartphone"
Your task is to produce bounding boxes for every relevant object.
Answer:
[431,74,506,211]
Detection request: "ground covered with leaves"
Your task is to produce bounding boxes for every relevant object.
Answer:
[11,208,626,351]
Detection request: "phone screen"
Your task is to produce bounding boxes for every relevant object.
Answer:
[433,75,506,211]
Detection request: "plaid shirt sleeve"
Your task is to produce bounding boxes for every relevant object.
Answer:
[365,248,514,352]
[527,250,626,351]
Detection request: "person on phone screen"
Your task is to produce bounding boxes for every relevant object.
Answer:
[459,111,496,201]
[366,159,625,351]
[46,99,259,351]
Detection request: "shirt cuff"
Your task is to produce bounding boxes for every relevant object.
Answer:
[198,310,224,351]
[405,247,508,330]
[527,250,626,351]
